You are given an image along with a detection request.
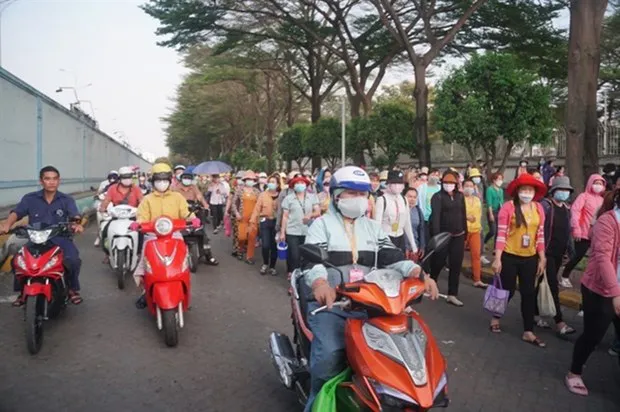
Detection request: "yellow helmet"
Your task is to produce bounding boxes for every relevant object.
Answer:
[151,163,173,181]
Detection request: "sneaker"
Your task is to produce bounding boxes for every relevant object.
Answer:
[481,256,491,265]
[214,229,219,235]
[269,268,277,276]
[260,264,268,275]
[446,296,464,307]
[559,278,573,288]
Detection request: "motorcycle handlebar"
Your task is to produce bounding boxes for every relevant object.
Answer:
[310,299,351,316]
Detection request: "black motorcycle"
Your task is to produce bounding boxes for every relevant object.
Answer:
[182,202,218,272]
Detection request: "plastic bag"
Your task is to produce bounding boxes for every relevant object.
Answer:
[537,271,557,318]
[312,367,352,412]
[224,215,232,237]
[483,274,510,318]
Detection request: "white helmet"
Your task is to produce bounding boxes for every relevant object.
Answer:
[174,165,186,172]
[330,166,371,194]
[118,166,134,178]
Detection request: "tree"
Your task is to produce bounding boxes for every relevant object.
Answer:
[304,118,342,169]
[600,6,620,121]
[565,0,609,191]
[433,53,554,178]
[278,123,312,169]
[356,101,417,167]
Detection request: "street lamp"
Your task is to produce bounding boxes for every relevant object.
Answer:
[0,0,18,67]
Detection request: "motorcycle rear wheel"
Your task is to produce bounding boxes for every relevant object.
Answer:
[162,309,179,347]
[25,295,44,355]
[116,249,127,290]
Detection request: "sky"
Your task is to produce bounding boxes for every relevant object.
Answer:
[2,1,571,162]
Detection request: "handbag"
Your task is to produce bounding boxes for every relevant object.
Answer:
[483,274,510,318]
[537,271,557,317]
[223,214,232,237]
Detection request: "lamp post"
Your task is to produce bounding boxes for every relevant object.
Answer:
[0,0,17,67]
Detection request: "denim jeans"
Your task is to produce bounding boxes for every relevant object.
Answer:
[304,301,366,412]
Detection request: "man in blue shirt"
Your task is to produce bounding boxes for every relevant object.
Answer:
[0,166,84,305]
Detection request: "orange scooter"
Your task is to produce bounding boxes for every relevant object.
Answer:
[269,233,452,411]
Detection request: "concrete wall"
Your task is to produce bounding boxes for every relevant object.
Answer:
[0,67,152,207]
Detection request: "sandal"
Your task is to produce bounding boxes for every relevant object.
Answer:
[523,336,546,348]
[565,375,588,396]
[12,294,25,307]
[473,281,488,289]
[536,319,551,329]
[68,291,83,305]
[489,323,502,333]
[558,325,576,336]
[207,257,219,266]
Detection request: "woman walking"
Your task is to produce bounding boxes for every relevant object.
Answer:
[491,173,547,348]
[484,172,504,247]
[463,179,487,288]
[404,187,426,261]
[231,171,261,264]
[251,173,281,275]
[565,188,620,396]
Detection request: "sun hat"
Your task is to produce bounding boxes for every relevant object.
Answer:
[469,168,482,178]
[549,176,574,193]
[288,176,310,189]
[243,170,257,181]
[441,170,459,184]
[506,173,547,200]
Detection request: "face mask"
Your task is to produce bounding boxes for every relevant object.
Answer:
[120,178,132,187]
[182,178,192,186]
[443,183,455,193]
[294,183,307,193]
[109,178,117,183]
[380,182,387,189]
[388,183,404,194]
[592,183,605,194]
[610,171,616,176]
[472,177,481,184]
[154,180,170,192]
[429,176,439,185]
[520,163,526,167]
[463,187,474,196]
[495,180,503,187]
[518,192,534,203]
[267,182,278,191]
[237,179,245,186]
[175,173,183,180]
[553,190,570,202]
[337,197,368,219]
[245,180,256,187]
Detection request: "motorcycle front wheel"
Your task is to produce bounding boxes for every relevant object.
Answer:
[25,295,44,355]
[162,309,179,347]
[189,243,199,273]
[116,249,127,290]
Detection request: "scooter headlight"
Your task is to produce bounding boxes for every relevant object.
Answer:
[15,255,26,270]
[362,322,428,385]
[27,229,52,244]
[367,378,418,408]
[154,217,173,236]
[41,256,59,272]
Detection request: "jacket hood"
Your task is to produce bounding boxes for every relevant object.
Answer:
[586,173,605,194]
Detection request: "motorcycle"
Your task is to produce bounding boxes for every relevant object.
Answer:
[10,221,78,354]
[269,232,452,411]
[138,217,192,347]
[100,205,140,289]
[181,201,209,273]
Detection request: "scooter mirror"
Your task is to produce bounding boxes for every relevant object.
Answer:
[424,232,452,258]
[300,244,328,264]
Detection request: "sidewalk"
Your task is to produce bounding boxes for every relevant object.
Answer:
[461,255,583,310]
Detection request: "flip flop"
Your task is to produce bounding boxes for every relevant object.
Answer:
[12,294,25,307]
[489,324,502,333]
[68,291,83,305]
[558,325,576,336]
[565,375,588,396]
[523,337,546,348]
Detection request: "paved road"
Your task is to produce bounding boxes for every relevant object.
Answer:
[0,227,618,412]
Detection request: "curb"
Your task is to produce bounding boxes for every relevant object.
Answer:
[461,263,582,310]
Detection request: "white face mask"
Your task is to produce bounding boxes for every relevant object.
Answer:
[154,180,170,192]
[443,183,456,193]
[519,192,534,203]
[181,178,192,186]
[337,196,368,219]
[120,178,132,187]
[463,187,475,196]
[591,183,605,194]
[495,180,503,187]
[388,183,404,194]
[472,177,481,184]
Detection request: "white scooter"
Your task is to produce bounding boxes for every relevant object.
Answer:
[100,205,140,290]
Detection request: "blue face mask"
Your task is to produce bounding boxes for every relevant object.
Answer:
[267,182,278,191]
[380,182,387,189]
[553,190,570,202]
[294,183,307,193]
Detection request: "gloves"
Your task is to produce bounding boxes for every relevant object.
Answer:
[312,279,337,309]
[191,217,201,229]
[129,222,140,231]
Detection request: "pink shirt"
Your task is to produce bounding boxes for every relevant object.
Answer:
[582,210,620,298]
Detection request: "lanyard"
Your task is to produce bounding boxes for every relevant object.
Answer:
[343,220,358,264]
[296,194,307,214]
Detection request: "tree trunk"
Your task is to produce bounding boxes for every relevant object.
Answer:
[498,141,515,176]
[413,66,431,168]
[566,0,608,192]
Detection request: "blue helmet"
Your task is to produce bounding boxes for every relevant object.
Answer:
[181,166,195,177]
[330,166,371,194]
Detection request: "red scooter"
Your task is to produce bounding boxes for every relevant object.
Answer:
[11,222,76,354]
[138,216,192,347]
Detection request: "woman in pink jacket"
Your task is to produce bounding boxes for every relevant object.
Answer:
[560,174,606,288]
[566,189,620,396]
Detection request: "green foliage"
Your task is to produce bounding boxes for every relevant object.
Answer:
[278,123,311,167]
[355,102,417,167]
[433,53,554,170]
[230,148,268,171]
[601,7,620,119]
[305,118,342,169]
